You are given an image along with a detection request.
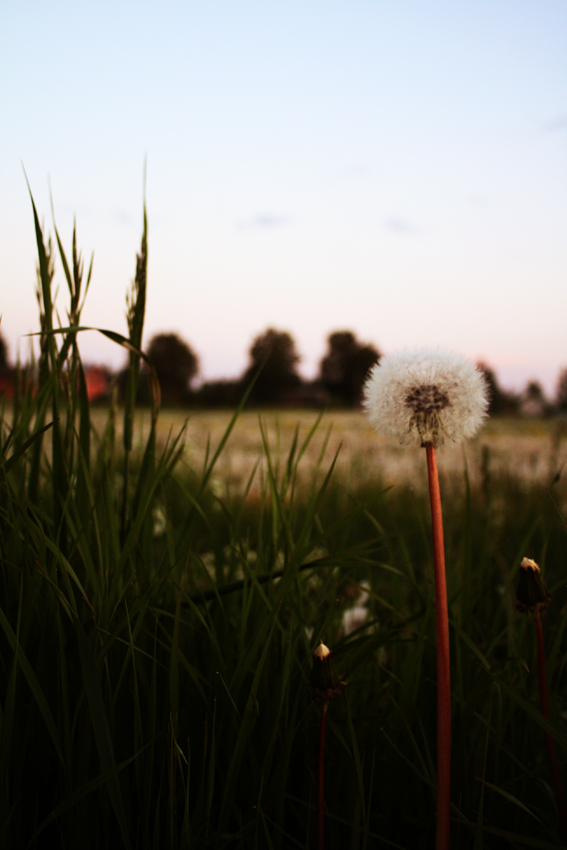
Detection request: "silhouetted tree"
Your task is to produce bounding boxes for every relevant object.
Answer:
[0,330,13,399]
[194,379,242,408]
[319,331,380,406]
[475,361,519,416]
[556,368,567,412]
[521,380,548,417]
[525,381,545,401]
[147,332,199,405]
[241,328,301,404]
[0,331,8,369]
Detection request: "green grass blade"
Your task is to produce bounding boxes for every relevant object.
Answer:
[75,618,132,849]
[0,603,65,766]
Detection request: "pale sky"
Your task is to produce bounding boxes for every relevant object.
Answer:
[1,1,566,394]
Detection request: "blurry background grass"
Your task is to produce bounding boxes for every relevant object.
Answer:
[90,406,567,495]
[1,199,567,848]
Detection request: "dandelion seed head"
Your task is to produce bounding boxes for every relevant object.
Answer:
[363,348,489,448]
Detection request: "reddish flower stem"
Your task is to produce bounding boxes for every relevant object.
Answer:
[534,615,567,838]
[425,445,451,850]
[317,702,328,850]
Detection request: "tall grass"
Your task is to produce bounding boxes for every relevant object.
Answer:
[1,193,567,848]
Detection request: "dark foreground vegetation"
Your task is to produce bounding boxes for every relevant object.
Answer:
[1,195,567,848]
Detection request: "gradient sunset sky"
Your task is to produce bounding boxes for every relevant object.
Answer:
[1,1,566,393]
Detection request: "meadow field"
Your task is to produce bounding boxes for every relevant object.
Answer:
[95,406,567,497]
[3,202,567,849]
[5,393,567,848]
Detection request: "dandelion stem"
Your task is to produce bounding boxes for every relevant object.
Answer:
[534,615,567,837]
[425,444,451,850]
[317,702,328,850]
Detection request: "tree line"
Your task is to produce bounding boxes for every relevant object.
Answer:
[1,327,567,414]
[133,330,567,415]
[126,328,381,408]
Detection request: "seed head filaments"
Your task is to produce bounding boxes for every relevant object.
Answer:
[363,348,488,447]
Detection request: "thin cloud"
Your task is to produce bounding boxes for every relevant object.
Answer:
[543,115,567,132]
[238,213,293,229]
[115,208,132,225]
[384,217,419,235]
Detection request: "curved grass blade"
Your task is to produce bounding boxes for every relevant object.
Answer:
[3,420,55,474]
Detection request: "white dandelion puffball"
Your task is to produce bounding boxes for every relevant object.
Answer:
[363,348,489,448]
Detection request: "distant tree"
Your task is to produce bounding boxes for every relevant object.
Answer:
[525,381,545,402]
[0,331,8,369]
[0,330,13,399]
[147,332,199,405]
[194,379,242,408]
[521,380,548,417]
[475,362,519,416]
[241,328,301,404]
[319,331,380,406]
[116,365,146,405]
[556,368,567,412]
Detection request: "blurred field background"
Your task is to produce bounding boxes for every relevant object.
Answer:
[98,407,567,497]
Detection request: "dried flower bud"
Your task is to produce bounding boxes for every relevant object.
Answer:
[310,642,343,703]
[515,557,551,618]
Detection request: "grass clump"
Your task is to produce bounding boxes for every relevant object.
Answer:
[1,190,567,848]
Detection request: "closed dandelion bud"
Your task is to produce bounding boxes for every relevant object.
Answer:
[310,642,342,703]
[515,557,551,618]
